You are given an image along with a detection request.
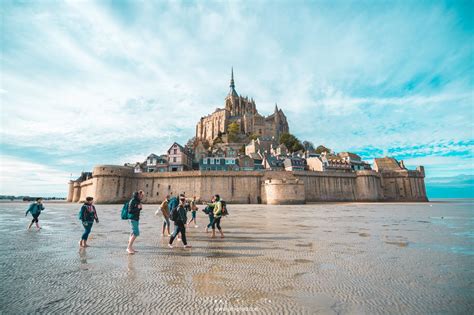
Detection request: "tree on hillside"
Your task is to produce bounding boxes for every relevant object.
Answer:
[227,122,240,142]
[315,145,331,154]
[279,133,304,153]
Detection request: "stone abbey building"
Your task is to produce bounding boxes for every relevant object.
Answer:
[196,69,289,144]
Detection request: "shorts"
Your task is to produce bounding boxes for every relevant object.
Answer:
[192,211,196,219]
[129,219,140,236]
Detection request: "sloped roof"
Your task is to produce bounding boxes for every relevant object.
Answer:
[338,152,361,161]
[374,157,403,171]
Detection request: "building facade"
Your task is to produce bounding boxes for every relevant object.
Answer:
[167,142,193,172]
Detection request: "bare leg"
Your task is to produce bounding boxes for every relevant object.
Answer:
[27,221,34,230]
[219,229,225,238]
[211,228,216,238]
[127,235,137,254]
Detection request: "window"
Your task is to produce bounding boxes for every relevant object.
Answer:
[173,157,177,162]
[203,159,208,164]
[174,149,177,154]
[210,159,214,164]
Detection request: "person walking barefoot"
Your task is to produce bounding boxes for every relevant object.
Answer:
[78,197,99,248]
[187,196,198,228]
[204,196,214,233]
[208,195,225,239]
[156,195,171,237]
[127,190,144,254]
[168,196,192,249]
[25,198,44,230]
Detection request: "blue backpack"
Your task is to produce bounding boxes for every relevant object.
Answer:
[168,197,180,221]
[121,200,132,220]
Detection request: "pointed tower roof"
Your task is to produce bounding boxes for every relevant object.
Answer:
[274,103,279,112]
[228,67,238,97]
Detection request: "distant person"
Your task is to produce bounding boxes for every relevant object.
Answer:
[168,193,181,241]
[204,197,214,233]
[127,190,144,254]
[156,195,171,237]
[168,195,192,249]
[208,194,224,238]
[187,196,198,228]
[25,198,44,230]
[78,197,99,248]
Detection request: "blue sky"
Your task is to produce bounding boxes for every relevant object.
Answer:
[0,0,473,197]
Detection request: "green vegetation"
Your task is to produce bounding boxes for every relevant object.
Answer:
[227,122,240,142]
[315,145,331,154]
[279,133,304,153]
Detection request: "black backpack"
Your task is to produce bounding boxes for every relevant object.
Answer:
[221,201,229,216]
[170,205,180,222]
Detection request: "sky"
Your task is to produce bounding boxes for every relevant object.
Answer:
[0,0,473,198]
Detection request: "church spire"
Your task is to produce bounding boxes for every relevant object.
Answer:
[230,67,235,89]
[274,103,279,112]
[228,67,238,97]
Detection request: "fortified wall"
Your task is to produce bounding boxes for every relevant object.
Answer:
[67,162,428,204]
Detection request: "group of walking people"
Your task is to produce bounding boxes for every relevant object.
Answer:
[24,191,227,255]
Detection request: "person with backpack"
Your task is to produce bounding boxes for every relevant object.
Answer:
[168,195,192,249]
[208,194,225,239]
[156,195,171,237]
[25,197,45,230]
[187,196,198,228]
[168,193,181,241]
[78,196,99,248]
[126,190,144,254]
[204,201,214,233]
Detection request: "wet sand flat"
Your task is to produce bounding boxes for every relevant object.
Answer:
[0,200,473,314]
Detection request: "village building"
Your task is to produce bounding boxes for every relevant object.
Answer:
[200,156,239,171]
[167,142,193,172]
[237,155,256,171]
[283,157,306,171]
[338,152,371,171]
[271,143,289,157]
[262,153,285,171]
[307,152,351,172]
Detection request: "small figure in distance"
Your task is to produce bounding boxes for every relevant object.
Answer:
[156,195,171,237]
[127,190,144,254]
[25,197,44,230]
[187,196,199,228]
[208,194,225,239]
[78,196,99,248]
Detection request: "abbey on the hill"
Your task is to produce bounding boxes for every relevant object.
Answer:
[196,68,289,145]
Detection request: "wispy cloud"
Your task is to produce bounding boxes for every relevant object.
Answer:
[0,155,70,197]
[0,0,473,196]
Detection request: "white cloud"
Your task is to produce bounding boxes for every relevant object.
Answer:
[0,155,71,196]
